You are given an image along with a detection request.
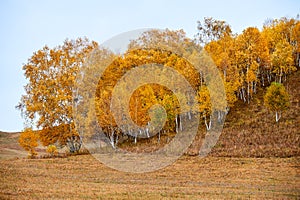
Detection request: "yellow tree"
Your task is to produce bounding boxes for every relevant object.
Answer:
[197,18,241,111]
[17,38,97,152]
[160,92,180,133]
[235,27,269,103]
[95,49,187,144]
[205,32,240,108]
[264,82,290,122]
[262,16,299,83]
[94,29,201,146]
[195,17,232,45]
[19,128,38,157]
[46,144,58,157]
[271,39,295,83]
[197,85,212,130]
[292,20,300,67]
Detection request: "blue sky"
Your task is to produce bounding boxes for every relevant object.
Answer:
[0,0,299,132]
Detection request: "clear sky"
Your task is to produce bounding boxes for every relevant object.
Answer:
[0,0,299,132]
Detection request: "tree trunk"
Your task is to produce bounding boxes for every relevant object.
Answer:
[146,127,150,138]
[204,115,211,130]
[247,82,250,104]
[188,111,192,120]
[297,52,299,67]
[267,72,271,83]
[179,115,183,131]
[110,128,115,148]
[175,115,179,134]
[279,68,283,83]
[157,130,161,143]
[241,88,246,102]
[275,111,281,123]
[67,136,82,153]
[115,134,119,147]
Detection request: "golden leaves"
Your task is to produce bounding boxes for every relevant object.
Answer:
[18,38,98,146]
[264,82,290,122]
[19,128,38,157]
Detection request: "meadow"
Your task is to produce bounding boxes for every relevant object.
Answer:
[1,154,299,199]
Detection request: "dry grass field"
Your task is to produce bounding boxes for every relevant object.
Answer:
[0,154,299,199]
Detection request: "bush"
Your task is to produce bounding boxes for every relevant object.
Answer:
[46,145,58,157]
[264,82,290,122]
[19,128,38,158]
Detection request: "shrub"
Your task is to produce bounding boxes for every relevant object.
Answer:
[264,82,290,122]
[46,144,58,157]
[19,128,38,158]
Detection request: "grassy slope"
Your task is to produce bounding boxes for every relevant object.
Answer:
[188,70,300,157]
[119,70,300,157]
[0,131,25,160]
[0,131,48,160]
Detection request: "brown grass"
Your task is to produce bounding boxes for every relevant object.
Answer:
[188,70,300,158]
[0,154,299,199]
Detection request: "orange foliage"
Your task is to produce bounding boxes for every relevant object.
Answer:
[19,128,38,157]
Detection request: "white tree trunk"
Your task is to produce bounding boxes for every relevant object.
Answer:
[146,127,150,138]
[157,130,161,143]
[279,68,283,83]
[175,115,179,134]
[275,111,281,122]
[179,115,183,131]
[110,128,115,149]
[188,111,192,120]
[247,82,250,104]
[134,133,137,144]
[204,115,211,130]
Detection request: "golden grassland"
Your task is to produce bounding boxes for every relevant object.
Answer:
[0,154,299,199]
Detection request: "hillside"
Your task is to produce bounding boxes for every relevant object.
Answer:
[0,131,25,160]
[203,69,300,157]
[0,131,47,160]
[118,70,300,158]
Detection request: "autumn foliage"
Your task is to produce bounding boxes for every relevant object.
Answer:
[17,16,299,151]
[17,38,97,152]
[19,128,38,157]
[46,144,58,157]
[264,82,290,122]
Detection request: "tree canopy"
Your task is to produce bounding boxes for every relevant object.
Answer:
[17,38,97,151]
[17,15,298,152]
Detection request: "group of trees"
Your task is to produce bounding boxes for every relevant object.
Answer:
[197,17,298,106]
[197,17,297,123]
[198,17,298,123]
[17,16,299,155]
[75,30,209,150]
